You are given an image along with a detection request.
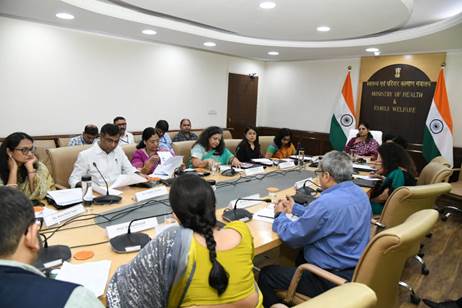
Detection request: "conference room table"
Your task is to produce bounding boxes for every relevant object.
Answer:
[42,162,372,299]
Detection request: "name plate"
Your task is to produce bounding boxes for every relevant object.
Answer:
[244,166,265,176]
[228,193,261,209]
[279,161,296,170]
[135,186,169,202]
[106,217,159,239]
[294,177,313,190]
[44,204,85,227]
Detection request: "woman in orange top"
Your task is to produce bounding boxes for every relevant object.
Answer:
[265,128,296,159]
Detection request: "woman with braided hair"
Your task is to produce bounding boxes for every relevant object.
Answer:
[107,173,263,307]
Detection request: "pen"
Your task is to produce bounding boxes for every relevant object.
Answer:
[257,215,275,219]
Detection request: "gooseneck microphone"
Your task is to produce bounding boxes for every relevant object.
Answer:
[223,197,271,222]
[92,162,122,204]
[303,179,323,193]
[110,212,172,253]
[34,233,71,271]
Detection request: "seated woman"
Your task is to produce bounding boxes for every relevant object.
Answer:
[265,128,296,159]
[106,174,263,307]
[131,127,162,175]
[344,123,379,158]
[0,132,54,200]
[370,142,416,215]
[190,126,240,168]
[235,126,262,162]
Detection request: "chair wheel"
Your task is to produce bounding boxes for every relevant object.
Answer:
[410,294,421,305]
[422,268,430,275]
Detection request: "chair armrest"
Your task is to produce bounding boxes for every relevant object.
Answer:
[285,263,347,303]
[371,218,386,229]
[54,184,68,190]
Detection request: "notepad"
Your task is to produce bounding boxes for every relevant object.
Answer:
[56,260,111,297]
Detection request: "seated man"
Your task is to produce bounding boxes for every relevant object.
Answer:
[113,116,134,144]
[155,120,174,153]
[172,118,198,142]
[69,123,137,188]
[258,150,371,307]
[0,187,102,308]
[68,124,99,146]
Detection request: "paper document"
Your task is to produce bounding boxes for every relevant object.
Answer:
[110,173,147,189]
[253,205,276,223]
[151,156,183,178]
[92,185,123,196]
[353,175,382,181]
[46,188,83,206]
[56,260,111,297]
[158,151,173,164]
[352,163,376,171]
[251,158,274,166]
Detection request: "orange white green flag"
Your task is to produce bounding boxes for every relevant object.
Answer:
[423,66,453,166]
[329,67,356,151]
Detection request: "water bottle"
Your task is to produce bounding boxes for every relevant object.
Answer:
[298,149,305,168]
[81,175,93,206]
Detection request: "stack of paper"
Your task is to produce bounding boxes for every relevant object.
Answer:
[56,260,111,297]
[151,155,184,178]
[251,158,274,166]
[46,188,83,206]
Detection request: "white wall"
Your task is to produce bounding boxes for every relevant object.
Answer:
[445,51,462,147]
[258,58,361,133]
[0,17,265,136]
[260,54,462,146]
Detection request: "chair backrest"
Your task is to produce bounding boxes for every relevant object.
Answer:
[222,129,233,139]
[417,161,452,185]
[225,139,241,155]
[259,136,275,154]
[348,129,383,145]
[172,140,196,165]
[57,137,72,147]
[379,183,451,229]
[34,139,57,174]
[133,134,142,144]
[430,156,452,168]
[47,145,91,188]
[121,144,137,162]
[293,283,377,308]
[353,209,438,308]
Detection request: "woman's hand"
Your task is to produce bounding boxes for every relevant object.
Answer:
[230,157,241,168]
[373,188,390,203]
[7,154,18,171]
[24,154,38,173]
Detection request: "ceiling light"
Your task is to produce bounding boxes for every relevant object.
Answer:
[56,13,74,20]
[374,51,381,56]
[259,2,276,9]
[142,29,157,35]
[316,26,330,32]
[203,42,216,47]
[366,47,379,53]
[268,51,279,56]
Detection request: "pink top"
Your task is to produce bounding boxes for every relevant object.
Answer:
[131,148,162,174]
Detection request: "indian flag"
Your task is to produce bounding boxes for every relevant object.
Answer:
[329,67,356,151]
[423,67,453,166]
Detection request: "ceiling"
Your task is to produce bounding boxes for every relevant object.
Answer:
[1,0,462,61]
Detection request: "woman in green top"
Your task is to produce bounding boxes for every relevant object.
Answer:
[190,126,241,168]
[370,142,416,215]
[0,132,54,200]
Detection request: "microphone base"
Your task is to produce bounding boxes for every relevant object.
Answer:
[110,233,151,254]
[223,209,253,222]
[34,245,72,270]
[94,195,122,205]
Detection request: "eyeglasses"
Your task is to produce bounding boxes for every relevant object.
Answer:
[14,146,36,155]
[314,169,324,176]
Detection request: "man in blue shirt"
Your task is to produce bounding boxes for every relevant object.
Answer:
[258,151,371,307]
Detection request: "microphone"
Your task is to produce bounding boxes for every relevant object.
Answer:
[303,179,323,193]
[92,162,122,204]
[223,197,271,222]
[110,213,172,253]
[34,234,72,270]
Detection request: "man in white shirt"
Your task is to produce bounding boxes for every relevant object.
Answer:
[113,116,134,144]
[69,123,137,188]
[0,187,103,308]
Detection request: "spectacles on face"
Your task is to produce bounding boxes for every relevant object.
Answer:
[14,146,36,155]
